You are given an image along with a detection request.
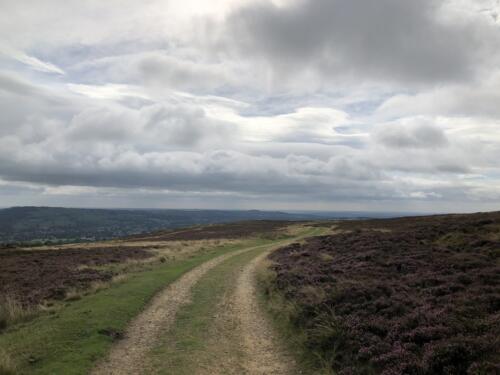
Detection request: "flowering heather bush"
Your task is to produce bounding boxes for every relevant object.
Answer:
[269,212,500,374]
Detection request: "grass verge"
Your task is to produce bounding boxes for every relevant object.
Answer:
[255,259,335,375]
[255,226,335,375]
[0,237,276,375]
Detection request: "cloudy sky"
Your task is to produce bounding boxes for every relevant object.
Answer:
[0,0,499,212]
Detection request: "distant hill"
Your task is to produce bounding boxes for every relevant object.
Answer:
[0,206,323,244]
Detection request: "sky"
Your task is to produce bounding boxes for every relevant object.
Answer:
[0,0,499,212]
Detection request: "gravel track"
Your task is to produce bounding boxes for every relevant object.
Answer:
[92,244,269,375]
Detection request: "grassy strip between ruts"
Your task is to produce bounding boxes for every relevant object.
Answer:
[148,227,328,375]
[0,236,284,375]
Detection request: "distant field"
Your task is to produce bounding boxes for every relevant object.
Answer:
[263,211,500,374]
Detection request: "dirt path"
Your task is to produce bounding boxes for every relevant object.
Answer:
[94,229,324,375]
[92,244,269,375]
[233,251,297,374]
[194,247,297,375]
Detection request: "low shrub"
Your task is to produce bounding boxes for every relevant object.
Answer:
[268,212,500,374]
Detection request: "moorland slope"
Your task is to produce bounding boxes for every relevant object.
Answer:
[266,211,500,374]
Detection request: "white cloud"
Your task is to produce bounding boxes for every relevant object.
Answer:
[68,83,149,100]
[0,45,65,74]
[0,0,498,212]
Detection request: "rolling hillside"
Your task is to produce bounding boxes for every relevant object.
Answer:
[0,206,318,244]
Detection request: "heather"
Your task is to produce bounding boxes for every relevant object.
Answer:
[268,212,500,374]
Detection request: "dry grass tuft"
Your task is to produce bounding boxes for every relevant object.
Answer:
[318,252,334,262]
[0,349,17,375]
[88,280,111,294]
[0,294,38,331]
[63,288,83,302]
[64,274,130,302]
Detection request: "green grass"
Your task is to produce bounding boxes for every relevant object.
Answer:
[0,237,277,375]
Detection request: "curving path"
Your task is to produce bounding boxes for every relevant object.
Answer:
[93,229,325,375]
[92,243,271,375]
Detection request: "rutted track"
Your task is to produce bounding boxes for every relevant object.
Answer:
[93,228,325,375]
[92,240,290,375]
[168,242,300,375]
[183,230,326,374]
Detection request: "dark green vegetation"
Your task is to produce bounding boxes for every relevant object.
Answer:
[0,206,317,244]
[0,237,277,374]
[264,211,500,374]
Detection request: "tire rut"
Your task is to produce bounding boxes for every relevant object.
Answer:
[233,251,297,375]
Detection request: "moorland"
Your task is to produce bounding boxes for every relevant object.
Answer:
[1,211,498,375]
[264,211,500,374]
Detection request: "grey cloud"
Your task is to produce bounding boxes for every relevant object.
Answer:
[140,104,235,148]
[386,157,470,174]
[0,72,75,136]
[286,154,382,181]
[373,119,448,149]
[138,53,232,92]
[376,74,500,119]
[67,50,241,98]
[225,0,488,85]
[66,106,141,142]
[0,140,392,199]
[0,77,485,206]
[368,146,471,174]
[0,72,39,96]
